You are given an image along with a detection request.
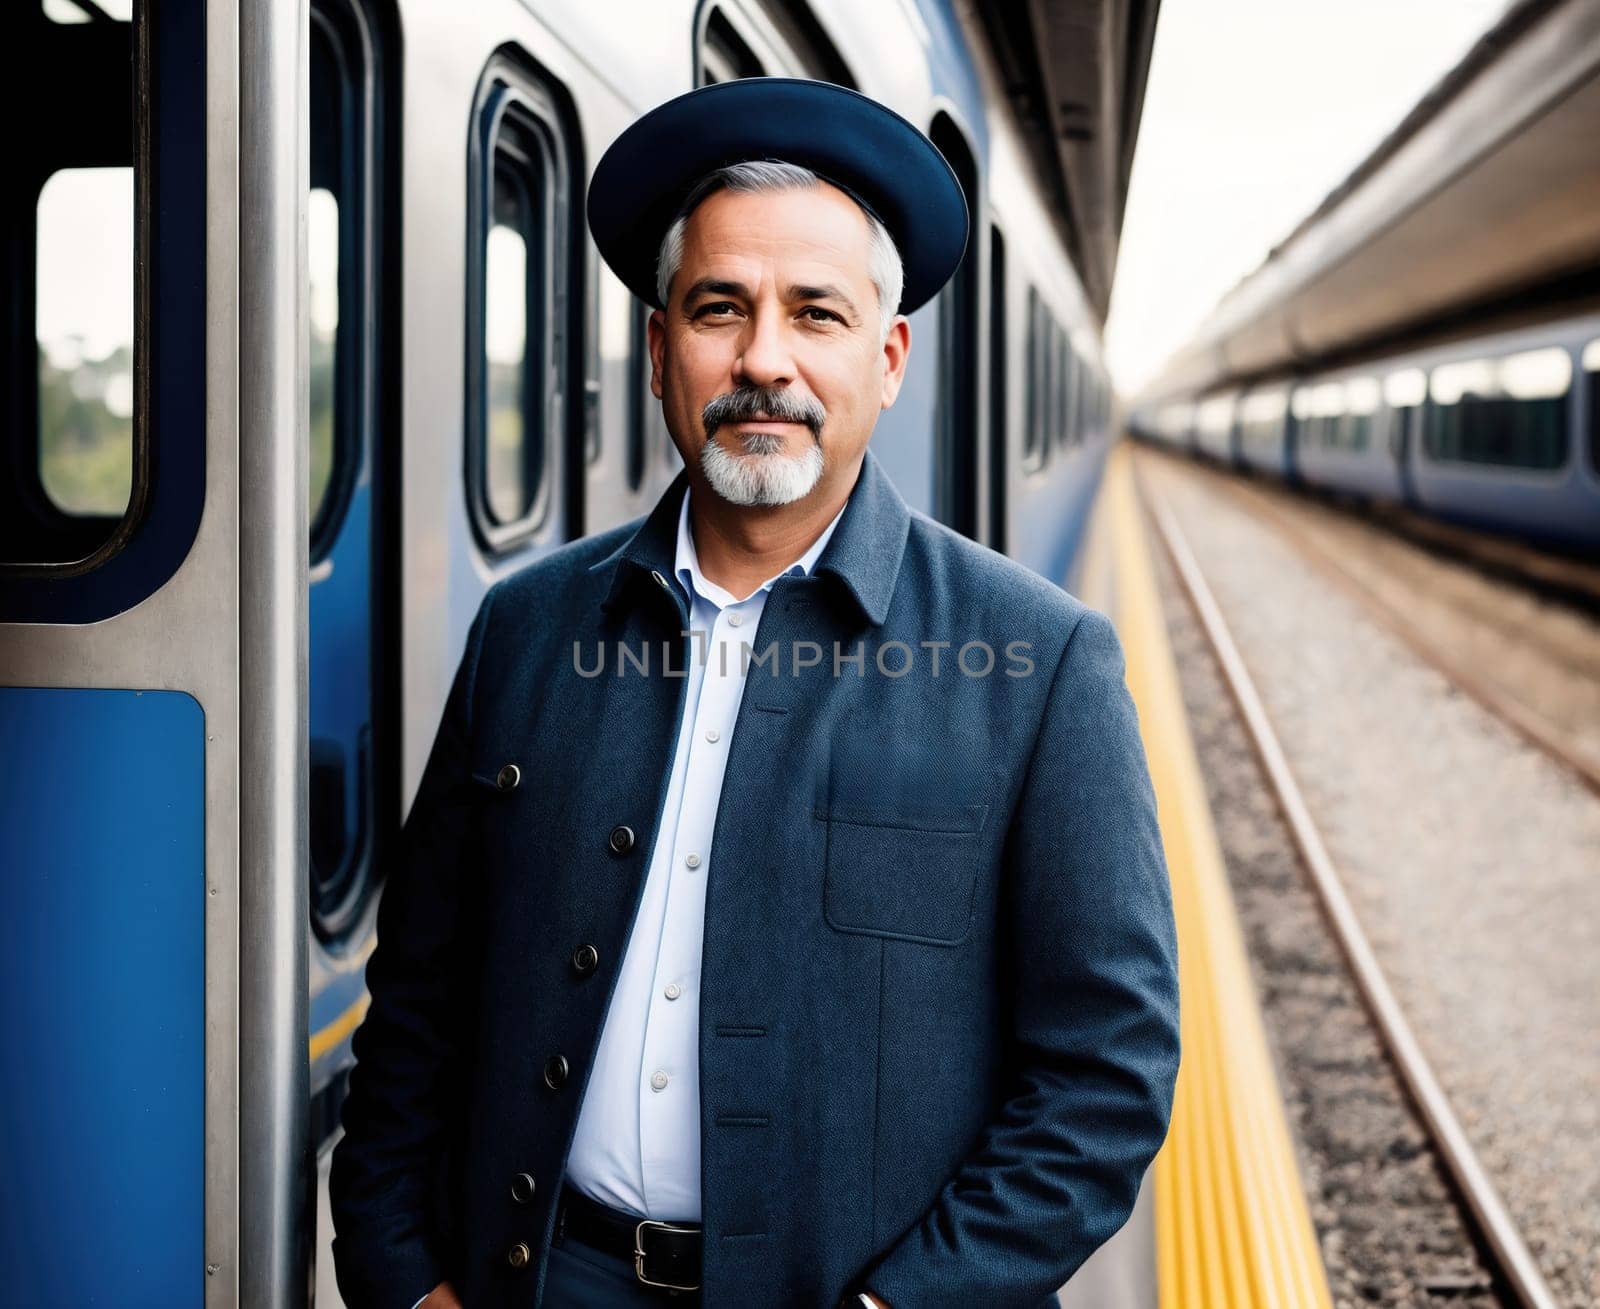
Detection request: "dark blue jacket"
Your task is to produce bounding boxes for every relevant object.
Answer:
[330,448,1180,1308]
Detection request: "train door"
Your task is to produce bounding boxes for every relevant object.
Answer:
[0,0,311,1303]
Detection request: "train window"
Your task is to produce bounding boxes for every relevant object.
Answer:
[1157,403,1184,442]
[1380,368,1425,459]
[627,307,648,492]
[466,58,575,554]
[697,2,855,87]
[1022,286,1044,470]
[1384,368,1426,408]
[1062,343,1076,448]
[308,188,339,523]
[1239,389,1287,452]
[1339,377,1379,451]
[1426,349,1569,470]
[485,215,534,523]
[987,224,1007,553]
[1584,339,1600,477]
[306,0,396,950]
[44,0,132,16]
[1500,346,1571,399]
[702,8,766,81]
[35,168,135,519]
[1294,383,1344,450]
[1063,333,1075,446]
[1038,312,1050,454]
[2,1,205,622]
[630,303,676,489]
[929,112,979,536]
[306,0,387,564]
[1049,322,1066,451]
[1197,395,1233,444]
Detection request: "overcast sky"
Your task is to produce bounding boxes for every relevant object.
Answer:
[1104,0,1514,395]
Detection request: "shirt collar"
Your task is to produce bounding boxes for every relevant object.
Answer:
[592,446,911,628]
[672,481,847,610]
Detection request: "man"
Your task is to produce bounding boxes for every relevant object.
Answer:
[331,77,1179,1309]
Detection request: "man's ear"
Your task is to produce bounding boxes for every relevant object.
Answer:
[648,308,667,399]
[879,316,911,410]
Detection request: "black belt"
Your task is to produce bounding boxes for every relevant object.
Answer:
[555,1182,703,1293]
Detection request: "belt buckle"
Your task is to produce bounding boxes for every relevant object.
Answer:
[634,1219,701,1291]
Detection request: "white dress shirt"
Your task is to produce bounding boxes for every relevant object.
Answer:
[562,482,847,1222]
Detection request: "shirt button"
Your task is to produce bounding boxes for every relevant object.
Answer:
[727,612,743,627]
[704,728,720,743]
[664,983,682,1000]
[650,1070,669,1091]
[685,853,701,869]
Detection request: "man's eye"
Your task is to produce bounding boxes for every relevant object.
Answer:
[695,301,738,318]
[802,307,840,323]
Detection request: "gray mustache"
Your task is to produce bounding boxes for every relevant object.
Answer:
[702,386,825,440]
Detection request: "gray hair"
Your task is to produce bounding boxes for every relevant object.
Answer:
[655,159,904,346]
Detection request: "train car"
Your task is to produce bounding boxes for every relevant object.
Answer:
[0,0,1136,1303]
[1135,0,1600,556]
[1399,312,1599,549]
[1150,311,1600,549]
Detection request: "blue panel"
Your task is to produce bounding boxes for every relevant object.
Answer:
[0,688,205,1305]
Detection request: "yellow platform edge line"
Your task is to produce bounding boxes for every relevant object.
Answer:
[1100,444,1332,1309]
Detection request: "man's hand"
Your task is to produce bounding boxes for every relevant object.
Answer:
[418,1281,463,1309]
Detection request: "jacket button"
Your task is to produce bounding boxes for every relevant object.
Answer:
[571,944,599,976]
[496,763,521,791]
[510,1172,537,1205]
[543,1054,569,1089]
[607,824,635,855]
[507,1241,531,1269]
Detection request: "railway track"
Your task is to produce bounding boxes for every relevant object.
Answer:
[1133,458,1562,1309]
[1142,448,1600,800]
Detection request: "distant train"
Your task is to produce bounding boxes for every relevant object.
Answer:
[1130,309,1600,553]
[0,0,1116,1302]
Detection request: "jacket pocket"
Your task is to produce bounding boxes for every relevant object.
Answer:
[817,801,988,946]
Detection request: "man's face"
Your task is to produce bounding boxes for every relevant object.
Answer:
[648,181,911,508]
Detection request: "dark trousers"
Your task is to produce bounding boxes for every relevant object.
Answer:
[543,1229,703,1308]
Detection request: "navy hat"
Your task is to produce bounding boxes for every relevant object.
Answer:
[586,77,969,316]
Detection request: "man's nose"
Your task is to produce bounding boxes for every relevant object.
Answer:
[733,305,795,389]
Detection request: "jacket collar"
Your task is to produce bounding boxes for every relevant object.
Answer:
[590,446,911,627]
